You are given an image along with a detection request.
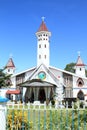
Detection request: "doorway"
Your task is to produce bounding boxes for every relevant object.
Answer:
[38,88,46,103]
[77,90,84,100]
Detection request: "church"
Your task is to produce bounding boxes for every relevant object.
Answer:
[4,19,87,103]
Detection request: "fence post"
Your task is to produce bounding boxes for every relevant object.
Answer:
[0,96,9,130]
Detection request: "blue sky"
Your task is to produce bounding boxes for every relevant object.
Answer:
[0,0,87,73]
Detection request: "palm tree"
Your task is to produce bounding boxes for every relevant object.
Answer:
[0,68,12,88]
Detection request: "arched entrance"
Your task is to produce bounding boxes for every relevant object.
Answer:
[77,90,84,100]
[38,88,46,103]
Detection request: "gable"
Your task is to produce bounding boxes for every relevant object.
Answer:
[26,64,59,86]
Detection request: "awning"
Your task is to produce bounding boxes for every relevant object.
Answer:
[6,90,20,94]
[0,96,9,102]
[84,94,87,96]
[21,79,56,87]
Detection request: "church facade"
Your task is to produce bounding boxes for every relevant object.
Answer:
[4,19,87,103]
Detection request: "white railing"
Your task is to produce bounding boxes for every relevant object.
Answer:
[6,100,87,110]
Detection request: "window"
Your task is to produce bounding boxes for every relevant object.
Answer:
[65,89,72,98]
[44,55,46,59]
[8,69,10,72]
[80,68,81,71]
[39,44,41,48]
[44,44,46,48]
[77,90,84,100]
[39,55,41,59]
[77,78,84,87]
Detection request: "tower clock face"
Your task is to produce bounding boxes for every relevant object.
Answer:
[38,71,46,80]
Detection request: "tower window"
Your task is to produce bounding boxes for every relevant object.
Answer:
[44,55,46,59]
[39,55,41,59]
[39,44,41,48]
[8,69,10,72]
[44,44,46,48]
[80,68,81,71]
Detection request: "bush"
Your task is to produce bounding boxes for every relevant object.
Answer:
[51,100,55,106]
[7,110,33,129]
[80,101,84,108]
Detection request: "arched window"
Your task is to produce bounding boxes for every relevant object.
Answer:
[77,78,84,87]
[77,90,84,100]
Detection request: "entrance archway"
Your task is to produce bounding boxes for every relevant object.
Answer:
[77,90,84,100]
[38,88,46,103]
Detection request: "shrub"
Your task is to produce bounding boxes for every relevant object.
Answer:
[7,110,33,129]
[51,100,55,106]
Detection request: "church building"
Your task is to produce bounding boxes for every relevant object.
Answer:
[4,19,87,103]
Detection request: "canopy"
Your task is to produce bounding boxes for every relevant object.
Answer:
[0,96,9,102]
[6,90,20,94]
[21,79,56,87]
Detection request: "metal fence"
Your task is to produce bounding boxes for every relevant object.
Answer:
[6,101,87,130]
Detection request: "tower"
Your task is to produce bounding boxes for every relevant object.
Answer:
[5,57,15,75]
[36,18,51,67]
[75,54,86,77]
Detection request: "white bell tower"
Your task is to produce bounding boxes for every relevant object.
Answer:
[36,18,51,67]
[5,57,15,75]
[75,52,86,77]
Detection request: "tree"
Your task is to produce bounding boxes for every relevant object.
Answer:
[64,62,76,73]
[64,62,87,77]
[0,68,12,88]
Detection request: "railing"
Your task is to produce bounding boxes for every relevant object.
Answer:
[6,101,87,130]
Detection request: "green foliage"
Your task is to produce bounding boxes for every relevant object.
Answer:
[51,100,55,106]
[64,62,87,77]
[64,62,76,73]
[0,68,11,88]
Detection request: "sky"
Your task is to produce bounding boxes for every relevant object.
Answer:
[0,0,87,73]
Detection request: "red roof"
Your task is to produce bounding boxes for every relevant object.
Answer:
[76,56,86,66]
[37,21,48,32]
[6,58,15,68]
[6,90,20,94]
[84,94,87,96]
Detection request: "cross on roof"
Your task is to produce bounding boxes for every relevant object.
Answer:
[41,16,45,21]
[77,51,81,56]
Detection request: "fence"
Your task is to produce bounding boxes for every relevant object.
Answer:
[5,101,87,130]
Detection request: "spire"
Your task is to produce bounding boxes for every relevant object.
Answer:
[37,17,49,32]
[75,53,86,77]
[6,58,15,68]
[76,53,85,66]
